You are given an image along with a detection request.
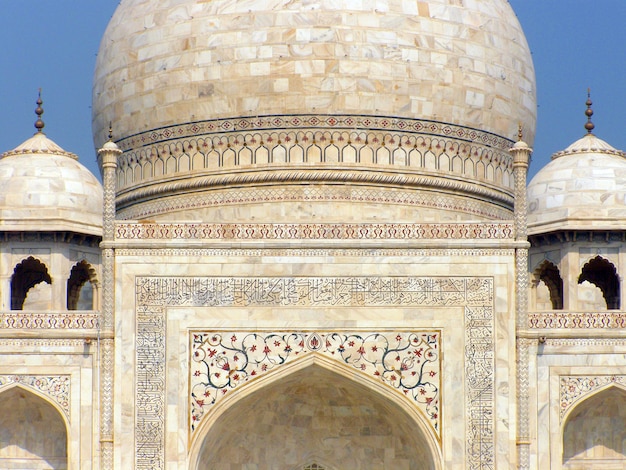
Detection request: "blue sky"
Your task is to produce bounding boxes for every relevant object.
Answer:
[1,1,625,181]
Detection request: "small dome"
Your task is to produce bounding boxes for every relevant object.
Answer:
[0,132,103,236]
[527,133,626,234]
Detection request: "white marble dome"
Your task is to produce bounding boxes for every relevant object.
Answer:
[92,0,536,148]
[0,132,103,235]
[527,133,626,234]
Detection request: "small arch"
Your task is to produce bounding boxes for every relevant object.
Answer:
[272,144,287,163]
[578,256,620,309]
[324,144,340,163]
[342,145,357,163]
[255,146,269,165]
[533,260,564,310]
[563,385,626,467]
[11,257,52,310]
[438,152,450,172]
[289,143,305,163]
[0,385,68,469]
[190,355,441,470]
[67,260,98,310]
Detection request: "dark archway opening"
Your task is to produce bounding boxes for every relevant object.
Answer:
[578,256,620,309]
[11,257,52,310]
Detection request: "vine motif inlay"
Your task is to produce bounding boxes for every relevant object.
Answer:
[190,331,440,434]
[0,375,70,418]
[560,375,626,421]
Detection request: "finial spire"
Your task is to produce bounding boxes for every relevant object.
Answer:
[108,122,113,141]
[34,89,45,133]
[517,123,523,142]
[584,88,595,134]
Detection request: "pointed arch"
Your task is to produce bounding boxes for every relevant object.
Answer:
[11,256,52,310]
[578,256,620,309]
[0,385,68,469]
[533,260,564,310]
[300,462,333,470]
[562,384,626,467]
[67,260,99,310]
[189,354,441,470]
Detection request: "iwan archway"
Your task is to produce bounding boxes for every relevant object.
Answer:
[190,355,441,470]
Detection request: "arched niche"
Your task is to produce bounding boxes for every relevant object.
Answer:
[190,355,440,470]
[578,256,620,310]
[67,260,98,310]
[563,385,626,468]
[533,260,563,310]
[11,257,52,311]
[0,385,68,469]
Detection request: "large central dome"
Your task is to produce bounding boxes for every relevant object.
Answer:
[92,0,536,222]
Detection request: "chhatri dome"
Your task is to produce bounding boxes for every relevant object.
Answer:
[527,96,626,234]
[0,96,103,236]
[93,0,536,222]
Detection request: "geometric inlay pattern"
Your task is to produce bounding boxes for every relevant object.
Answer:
[0,375,70,419]
[190,331,440,434]
[135,276,494,470]
[560,375,626,422]
[117,114,514,153]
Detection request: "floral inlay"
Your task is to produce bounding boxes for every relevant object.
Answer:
[0,375,70,418]
[560,375,626,421]
[191,331,440,435]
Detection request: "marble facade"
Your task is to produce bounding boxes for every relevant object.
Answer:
[2,0,626,469]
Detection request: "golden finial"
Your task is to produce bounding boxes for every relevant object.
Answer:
[517,123,523,142]
[34,89,45,133]
[584,88,595,134]
[108,122,113,141]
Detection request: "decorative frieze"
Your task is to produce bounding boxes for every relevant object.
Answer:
[118,248,515,258]
[118,185,513,221]
[117,115,514,154]
[0,312,99,329]
[117,222,514,241]
[529,312,626,329]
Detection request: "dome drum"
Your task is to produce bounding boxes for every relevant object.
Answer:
[113,115,517,221]
[93,0,536,221]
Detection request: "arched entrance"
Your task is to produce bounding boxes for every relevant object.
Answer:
[0,386,68,469]
[191,359,440,470]
[563,385,626,468]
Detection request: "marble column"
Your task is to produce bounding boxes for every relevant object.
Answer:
[97,136,121,469]
[510,135,532,469]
